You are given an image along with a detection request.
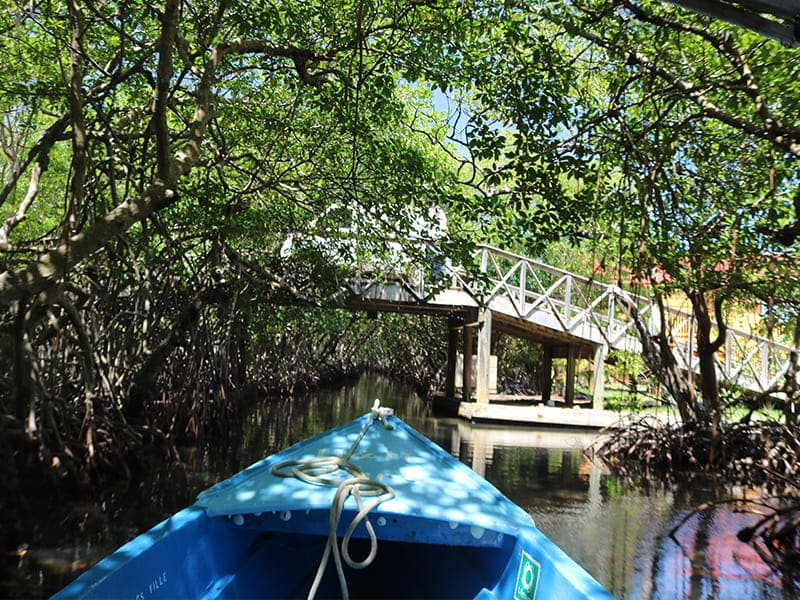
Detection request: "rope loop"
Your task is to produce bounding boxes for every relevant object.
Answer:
[269,400,396,600]
[272,455,366,486]
[335,478,395,571]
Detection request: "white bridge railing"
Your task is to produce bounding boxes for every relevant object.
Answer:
[391,244,795,395]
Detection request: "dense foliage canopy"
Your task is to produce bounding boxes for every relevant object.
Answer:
[0,0,799,491]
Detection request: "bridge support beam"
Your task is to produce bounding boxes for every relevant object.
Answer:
[592,344,608,411]
[540,345,553,404]
[445,315,459,399]
[565,345,576,407]
[476,307,492,404]
[462,321,473,402]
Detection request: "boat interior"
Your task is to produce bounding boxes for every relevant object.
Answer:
[56,506,524,599]
[211,528,518,599]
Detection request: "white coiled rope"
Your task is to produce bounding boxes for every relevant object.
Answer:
[271,399,396,600]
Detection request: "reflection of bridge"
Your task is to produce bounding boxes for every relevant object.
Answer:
[345,244,794,412]
[448,420,597,477]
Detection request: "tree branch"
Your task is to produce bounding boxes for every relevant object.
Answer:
[66,0,88,238]
[0,33,338,306]
[0,157,48,250]
[709,294,728,353]
[567,3,800,158]
[153,0,178,183]
[0,114,69,210]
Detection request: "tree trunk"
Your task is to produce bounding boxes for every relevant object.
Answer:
[687,291,727,426]
[12,298,32,422]
[125,293,205,422]
[66,0,87,237]
[784,317,800,425]
[617,289,699,422]
[687,291,728,467]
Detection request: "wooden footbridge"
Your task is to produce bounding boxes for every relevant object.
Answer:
[344,244,795,421]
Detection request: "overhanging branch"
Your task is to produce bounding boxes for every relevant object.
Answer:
[0,35,339,307]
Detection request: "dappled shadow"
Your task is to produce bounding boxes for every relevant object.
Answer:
[55,414,613,599]
[196,415,534,542]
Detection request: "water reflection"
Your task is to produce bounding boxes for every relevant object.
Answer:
[322,375,799,600]
[653,505,798,600]
[7,373,799,599]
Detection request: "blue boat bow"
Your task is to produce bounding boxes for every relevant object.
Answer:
[54,403,614,600]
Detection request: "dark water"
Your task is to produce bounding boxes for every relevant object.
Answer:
[5,374,798,599]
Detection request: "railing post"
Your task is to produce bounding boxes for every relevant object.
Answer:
[607,292,616,341]
[564,276,572,327]
[724,334,732,380]
[649,299,661,336]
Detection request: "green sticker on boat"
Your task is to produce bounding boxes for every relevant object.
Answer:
[514,551,540,600]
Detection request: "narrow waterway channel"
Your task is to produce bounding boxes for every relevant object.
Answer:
[6,374,799,599]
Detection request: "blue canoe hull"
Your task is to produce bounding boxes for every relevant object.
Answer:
[54,414,613,600]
